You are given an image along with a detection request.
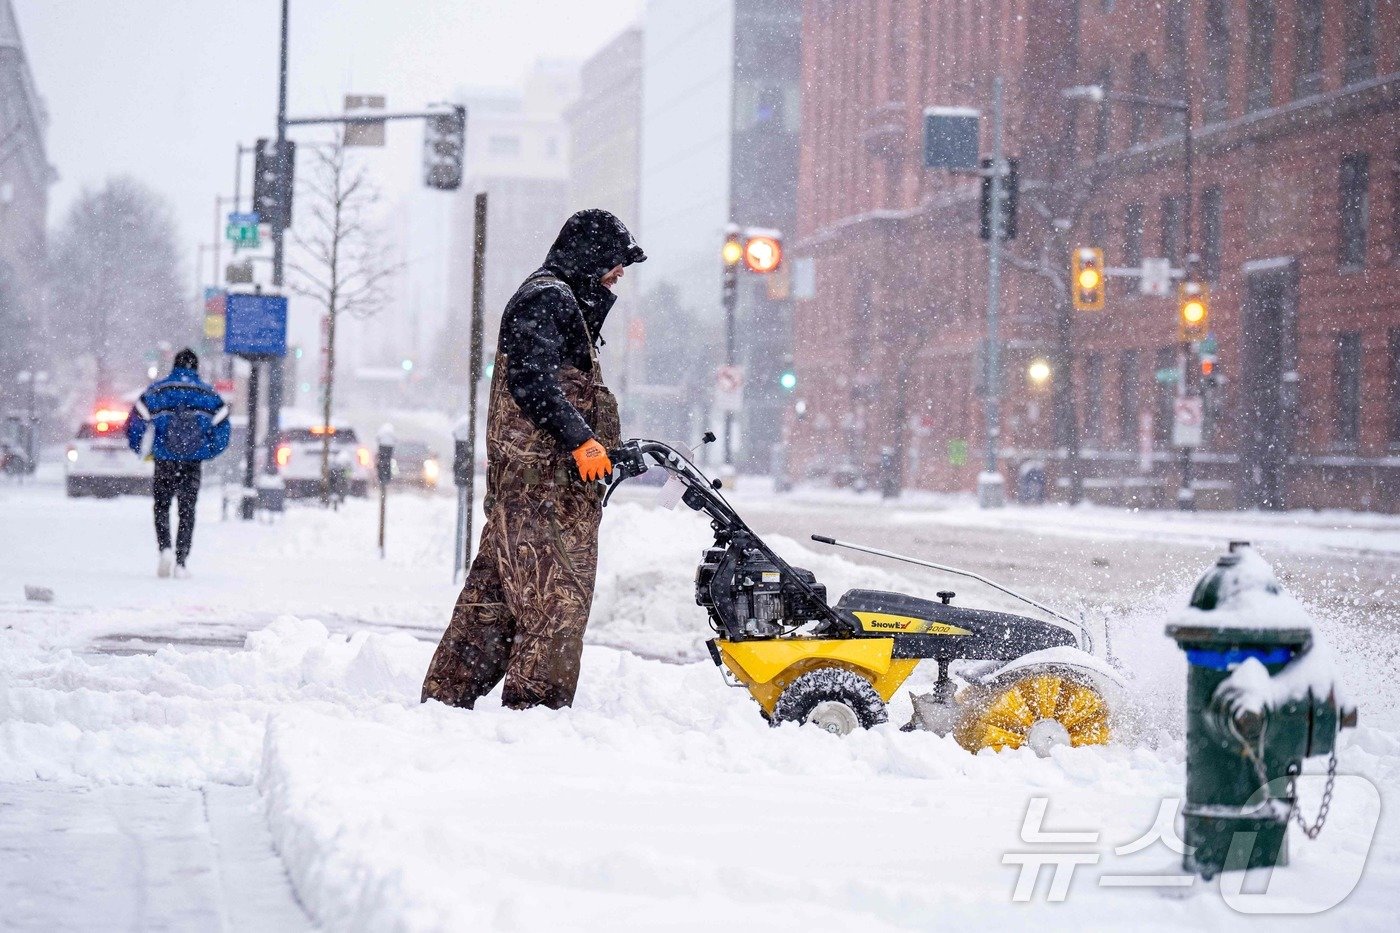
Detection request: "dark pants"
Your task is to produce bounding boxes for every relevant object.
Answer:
[153,460,202,564]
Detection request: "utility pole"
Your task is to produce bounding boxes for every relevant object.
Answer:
[722,252,738,468]
[462,192,488,572]
[1176,99,1198,511]
[266,0,290,476]
[978,76,1007,509]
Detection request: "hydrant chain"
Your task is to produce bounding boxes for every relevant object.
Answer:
[1287,751,1338,840]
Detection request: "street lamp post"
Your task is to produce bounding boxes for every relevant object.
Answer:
[1062,83,1197,510]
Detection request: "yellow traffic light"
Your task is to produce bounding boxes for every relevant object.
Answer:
[1179,282,1209,341]
[1071,247,1105,311]
[721,237,744,267]
[743,235,782,273]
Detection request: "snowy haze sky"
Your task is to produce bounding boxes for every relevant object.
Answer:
[16,0,643,302]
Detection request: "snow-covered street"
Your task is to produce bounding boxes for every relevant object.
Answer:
[3,473,1399,930]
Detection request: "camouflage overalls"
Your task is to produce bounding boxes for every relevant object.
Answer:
[422,277,621,710]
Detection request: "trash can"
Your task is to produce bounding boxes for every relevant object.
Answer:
[1016,461,1046,504]
[1165,541,1356,878]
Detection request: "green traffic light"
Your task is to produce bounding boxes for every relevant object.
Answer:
[779,371,797,391]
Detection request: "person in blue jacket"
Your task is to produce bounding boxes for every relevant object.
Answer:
[126,348,231,577]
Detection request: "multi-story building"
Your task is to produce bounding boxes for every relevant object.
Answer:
[440,61,577,390]
[635,0,802,467]
[0,0,52,403]
[565,27,644,415]
[790,0,1399,510]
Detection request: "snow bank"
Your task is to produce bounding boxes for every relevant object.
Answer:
[0,617,430,785]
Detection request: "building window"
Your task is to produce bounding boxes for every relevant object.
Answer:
[1344,0,1376,85]
[1339,153,1369,268]
[1388,329,1400,446]
[1160,196,1182,264]
[1084,353,1104,445]
[1068,0,1082,69]
[1392,145,1400,261]
[1094,66,1112,156]
[1118,349,1141,446]
[1128,53,1152,146]
[1335,332,1363,448]
[1201,186,1224,281]
[488,135,521,157]
[1245,0,1276,113]
[1163,0,1188,134]
[1089,210,1107,247]
[1124,203,1145,267]
[1205,0,1231,121]
[1292,0,1324,98]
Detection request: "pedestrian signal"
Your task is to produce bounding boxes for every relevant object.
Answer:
[1072,247,1105,311]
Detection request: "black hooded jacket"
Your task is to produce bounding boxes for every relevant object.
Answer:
[499,210,645,451]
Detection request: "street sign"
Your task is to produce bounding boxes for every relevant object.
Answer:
[923,106,980,170]
[226,212,261,248]
[1140,257,1171,296]
[1154,367,1180,385]
[715,364,745,413]
[344,94,387,147]
[225,259,255,285]
[947,438,969,467]
[1172,395,1204,448]
[224,293,288,358]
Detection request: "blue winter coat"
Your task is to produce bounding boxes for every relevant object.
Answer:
[126,368,232,462]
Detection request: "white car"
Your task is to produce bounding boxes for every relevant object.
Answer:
[274,422,373,498]
[65,407,154,497]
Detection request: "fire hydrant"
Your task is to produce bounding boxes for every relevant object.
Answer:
[1165,541,1357,879]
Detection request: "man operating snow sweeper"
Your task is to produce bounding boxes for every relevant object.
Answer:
[422,209,645,710]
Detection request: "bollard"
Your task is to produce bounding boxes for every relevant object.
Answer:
[1166,541,1357,879]
[376,423,395,559]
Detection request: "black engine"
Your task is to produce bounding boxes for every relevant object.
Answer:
[695,534,830,639]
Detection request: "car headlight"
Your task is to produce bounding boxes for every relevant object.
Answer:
[66,447,78,463]
[423,459,440,482]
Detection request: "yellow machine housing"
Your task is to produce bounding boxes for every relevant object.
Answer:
[714,637,919,716]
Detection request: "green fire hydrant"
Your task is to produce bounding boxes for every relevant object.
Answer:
[1166,541,1357,879]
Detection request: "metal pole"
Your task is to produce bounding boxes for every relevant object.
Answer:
[1177,96,1197,511]
[266,0,289,475]
[378,483,388,558]
[464,192,488,571]
[978,76,1006,509]
[722,264,737,467]
[240,361,260,520]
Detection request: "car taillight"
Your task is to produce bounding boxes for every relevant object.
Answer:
[276,444,291,467]
[357,447,371,468]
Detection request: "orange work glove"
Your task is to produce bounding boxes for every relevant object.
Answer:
[572,439,613,482]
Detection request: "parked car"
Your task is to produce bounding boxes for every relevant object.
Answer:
[391,440,442,489]
[65,407,153,497]
[273,421,372,499]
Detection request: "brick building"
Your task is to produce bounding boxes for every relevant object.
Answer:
[788,0,1399,510]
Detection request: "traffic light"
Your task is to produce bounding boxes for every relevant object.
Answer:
[778,365,797,391]
[743,234,782,273]
[1071,247,1105,311]
[1179,281,1209,341]
[253,138,296,230]
[423,105,466,191]
[722,231,744,267]
[979,158,1019,241]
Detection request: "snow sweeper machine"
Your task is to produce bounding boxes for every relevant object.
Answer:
[605,437,1124,755]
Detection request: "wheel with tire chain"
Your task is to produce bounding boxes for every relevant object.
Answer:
[771,667,888,735]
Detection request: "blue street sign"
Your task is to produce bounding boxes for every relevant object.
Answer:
[224,293,288,358]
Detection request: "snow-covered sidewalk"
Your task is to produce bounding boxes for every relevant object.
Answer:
[2,479,1398,929]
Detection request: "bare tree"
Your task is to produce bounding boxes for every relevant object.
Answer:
[47,176,188,398]
[289,133,400,503]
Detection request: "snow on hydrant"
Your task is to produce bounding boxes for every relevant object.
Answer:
[1165,541,1357,879]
